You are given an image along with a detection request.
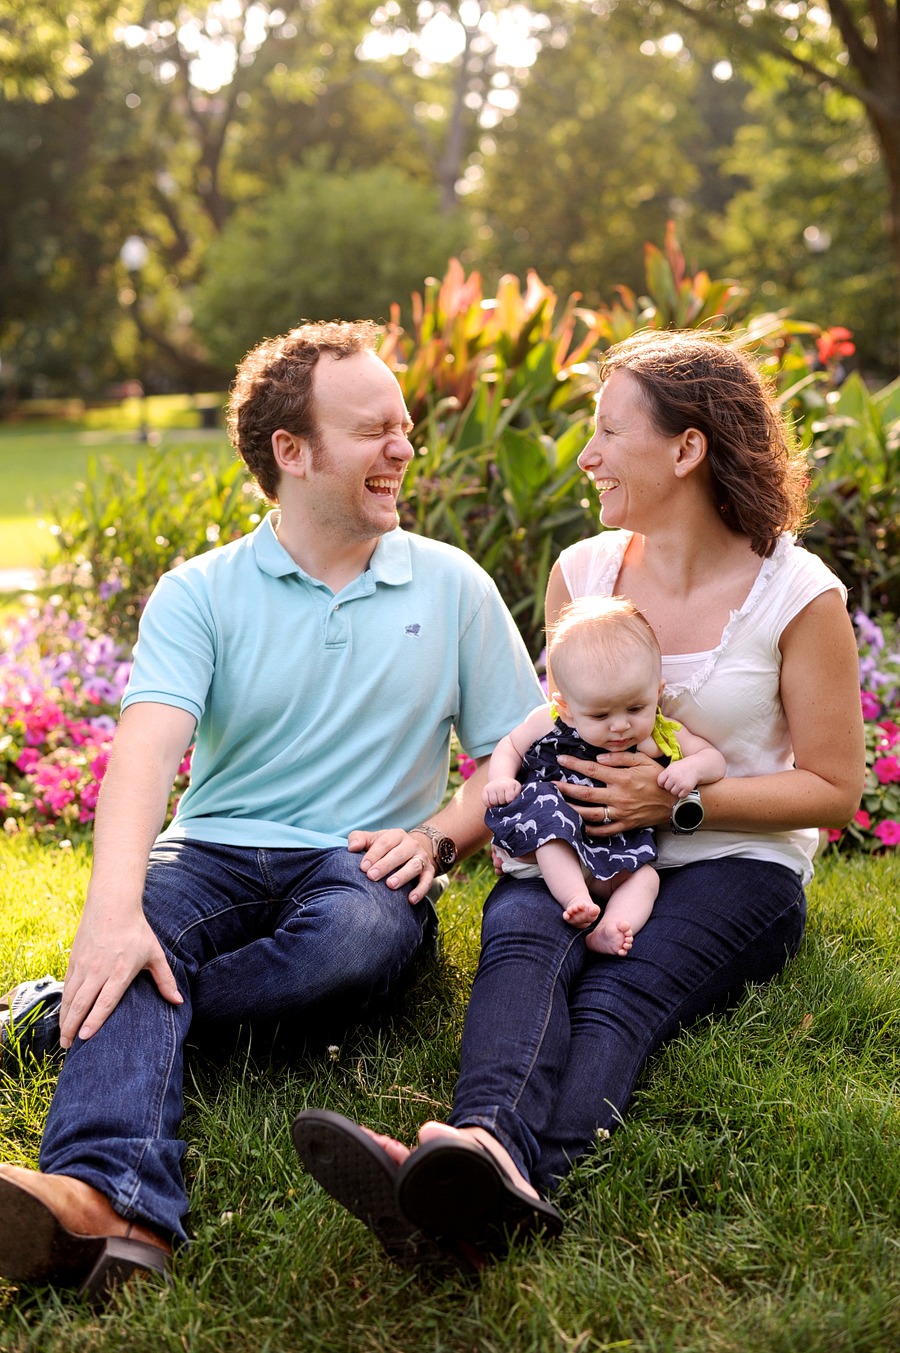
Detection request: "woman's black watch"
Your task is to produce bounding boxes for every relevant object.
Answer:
[670,789,704,835]
[410,824,458,870]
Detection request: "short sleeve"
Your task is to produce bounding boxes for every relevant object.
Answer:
[453,580,545,759]
[558,531,630,600]
[769,545,848,645]
[121,572,217,723]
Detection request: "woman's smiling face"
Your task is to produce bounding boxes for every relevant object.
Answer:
[577,368,678,533]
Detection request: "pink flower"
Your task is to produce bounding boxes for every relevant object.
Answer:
[861,691,880,719]
[874,819,900,846]
[16,747,41,773]
[874,756,900,784]
[827,828,842,842]
[878,720,900,747]
[457,753,477,781]
[854,809,871,829]
[177,749,193,777]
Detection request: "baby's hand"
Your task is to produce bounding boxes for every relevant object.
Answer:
[657,763,700,798]
[482,778,522,807]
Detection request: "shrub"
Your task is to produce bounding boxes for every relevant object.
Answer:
[803,372,900,615]
[46,444,262,644]
[193,164,469,372]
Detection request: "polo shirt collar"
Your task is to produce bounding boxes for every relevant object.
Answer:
[252,511,412,587]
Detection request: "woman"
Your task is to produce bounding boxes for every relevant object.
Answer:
[292,330,865,1264]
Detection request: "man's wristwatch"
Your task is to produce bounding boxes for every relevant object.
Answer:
[410,824,458,870]
[670,788,704,835]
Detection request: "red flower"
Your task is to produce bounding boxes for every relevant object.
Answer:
[854,809,871,829]
[878,720,900,747]
[874,819,900,846]
[874,755,900,784]
[817,326,855,363]
[827,828,842,842]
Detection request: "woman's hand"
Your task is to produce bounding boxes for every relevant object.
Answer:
[555,750,676,835]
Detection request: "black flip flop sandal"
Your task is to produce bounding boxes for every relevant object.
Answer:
[0,1173,172,1304]
[395,1135,563,1255]
[291,1109,480,1274]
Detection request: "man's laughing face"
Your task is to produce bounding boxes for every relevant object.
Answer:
[305,350,415,543]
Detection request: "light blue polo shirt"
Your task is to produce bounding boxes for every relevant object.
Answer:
[122,514,543,848]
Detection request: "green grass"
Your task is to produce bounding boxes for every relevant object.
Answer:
[2,838,900,1351]
[0,424,231,569]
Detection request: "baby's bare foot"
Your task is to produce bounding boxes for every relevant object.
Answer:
[585,920,634,957]
[561,898,601,928]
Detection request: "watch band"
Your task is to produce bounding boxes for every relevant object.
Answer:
[409,824,458,870]
[670,788,704,835]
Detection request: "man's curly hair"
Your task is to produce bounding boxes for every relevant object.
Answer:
[227,320,378,502]
[600,331,808,558]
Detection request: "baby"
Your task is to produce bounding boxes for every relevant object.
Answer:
[483,597,726,956]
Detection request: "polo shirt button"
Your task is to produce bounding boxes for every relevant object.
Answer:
[334,605,339,611]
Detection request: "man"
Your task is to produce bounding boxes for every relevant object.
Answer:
[0,321,542,1298]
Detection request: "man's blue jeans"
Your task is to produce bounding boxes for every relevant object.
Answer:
[448,858,806,1194]
[39,840,437,1243]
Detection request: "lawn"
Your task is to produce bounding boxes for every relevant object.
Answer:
[0,415,230,570]
[1,837,899,1352]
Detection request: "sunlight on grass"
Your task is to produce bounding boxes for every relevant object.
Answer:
[0,518,49,569]
[1,841,899,1351]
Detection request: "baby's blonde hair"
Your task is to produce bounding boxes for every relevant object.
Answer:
[548,596,660,698]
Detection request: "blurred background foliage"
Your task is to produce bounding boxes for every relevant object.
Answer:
[2,0,899,399]
[46,242,864,653]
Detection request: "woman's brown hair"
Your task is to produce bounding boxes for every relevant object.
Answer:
[599,331,807,558]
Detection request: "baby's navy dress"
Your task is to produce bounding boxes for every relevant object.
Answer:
[485,718,664,880]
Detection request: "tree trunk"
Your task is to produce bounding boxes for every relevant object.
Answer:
[867,101,900,363]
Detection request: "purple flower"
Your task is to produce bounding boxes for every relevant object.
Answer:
[98,577,123,601]
[855,610,885,651]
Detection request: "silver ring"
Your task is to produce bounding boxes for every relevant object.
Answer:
[602,806,611,825]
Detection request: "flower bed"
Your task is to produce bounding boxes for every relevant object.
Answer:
[825,611,900,853]
[0,600,190,845]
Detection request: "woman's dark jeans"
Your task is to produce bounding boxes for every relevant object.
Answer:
[448,858,806,1195]
[39,840,437,1243]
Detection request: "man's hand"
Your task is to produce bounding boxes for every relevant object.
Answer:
[347,828,436,904]
[482,778,521,807]
[57,701,195,1047]
[60,906,182,1048]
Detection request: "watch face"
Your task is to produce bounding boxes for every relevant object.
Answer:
[672,794,704,833]
[434,835,457,870]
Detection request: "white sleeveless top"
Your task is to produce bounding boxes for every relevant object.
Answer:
[559,530,847,884]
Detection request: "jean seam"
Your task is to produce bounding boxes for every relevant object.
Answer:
[120,986,179,1219]
[508,928,586,1115]
[257,848,277,897]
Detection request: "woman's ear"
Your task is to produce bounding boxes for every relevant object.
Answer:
[673,426,707,479]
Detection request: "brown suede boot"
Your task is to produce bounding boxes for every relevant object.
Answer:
[0,1163,172,1303]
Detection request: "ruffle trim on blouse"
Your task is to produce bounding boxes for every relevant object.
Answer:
[593,530,794,701]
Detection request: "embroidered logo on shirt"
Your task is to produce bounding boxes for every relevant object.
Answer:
[405,624,421,637]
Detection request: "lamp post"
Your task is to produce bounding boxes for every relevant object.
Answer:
[119,235,150,441]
